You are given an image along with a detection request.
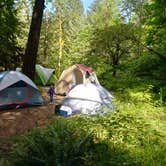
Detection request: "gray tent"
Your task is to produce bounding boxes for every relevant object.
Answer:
[0,71,43,110]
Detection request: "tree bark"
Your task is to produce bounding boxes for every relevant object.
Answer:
[43,11,49,58]
[58,10,63,76]
[112,54,118,77]
[23,0,45,80]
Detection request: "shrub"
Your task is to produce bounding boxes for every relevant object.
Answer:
[9,119,94,166]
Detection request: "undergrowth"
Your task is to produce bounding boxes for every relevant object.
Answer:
[1,78,166,166]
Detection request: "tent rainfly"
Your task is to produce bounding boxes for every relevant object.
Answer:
[0,71,43,110]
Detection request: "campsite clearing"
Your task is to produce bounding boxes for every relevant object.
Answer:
[0,87,55,138]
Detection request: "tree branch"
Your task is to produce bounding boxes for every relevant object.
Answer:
[0,4,5,8]
[132,38,166,60]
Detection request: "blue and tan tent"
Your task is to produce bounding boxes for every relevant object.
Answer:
[0,71,43,110]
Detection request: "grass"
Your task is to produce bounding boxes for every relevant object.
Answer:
[0,78,166,166]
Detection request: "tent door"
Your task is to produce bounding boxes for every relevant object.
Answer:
[73,69,83,85]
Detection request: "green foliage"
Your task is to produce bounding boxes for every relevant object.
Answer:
[7,94,166,166]
[132,51,166,82]
[9,119,94,166]
[0,0,22,70]
[133,53,160,76]
[145,0,166,52]
[16,0,34,48]
[37,0,84,72]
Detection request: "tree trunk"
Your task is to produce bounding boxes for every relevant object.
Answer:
[22,0,45,80]
[43,11,49,58]
[112,54,118,77]
[58,11,63,76]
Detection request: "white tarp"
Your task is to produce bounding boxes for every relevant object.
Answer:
[60,83,114,116]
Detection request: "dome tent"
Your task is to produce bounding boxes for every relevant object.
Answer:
[59,83,114,116]
[0,71,43,111]
[55,64,100,105]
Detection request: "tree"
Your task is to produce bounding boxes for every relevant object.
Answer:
[90,23,134,77]
[121,0,166,80]
[85,0,135,77]
[53,0,84,75]
[22,0,45,80]
[145,0,166,60]
[87,0,118,29]
[16,0,34,49]
[37,0,84,75]
[0,0,22,70]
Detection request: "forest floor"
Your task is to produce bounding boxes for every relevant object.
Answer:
[0,87,57,138]
[0,87,57,152]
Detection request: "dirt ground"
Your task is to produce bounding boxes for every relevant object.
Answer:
[0,87,57,139]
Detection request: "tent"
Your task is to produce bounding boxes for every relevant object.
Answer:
[59,83,114,116]
[56,64,100,97]
[35,64,56,86]
[16,65,56,86]
[0,71,43,110]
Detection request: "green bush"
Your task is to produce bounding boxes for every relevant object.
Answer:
[9,119,94,166]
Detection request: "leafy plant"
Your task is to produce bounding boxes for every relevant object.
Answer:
[9,119,94,166]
